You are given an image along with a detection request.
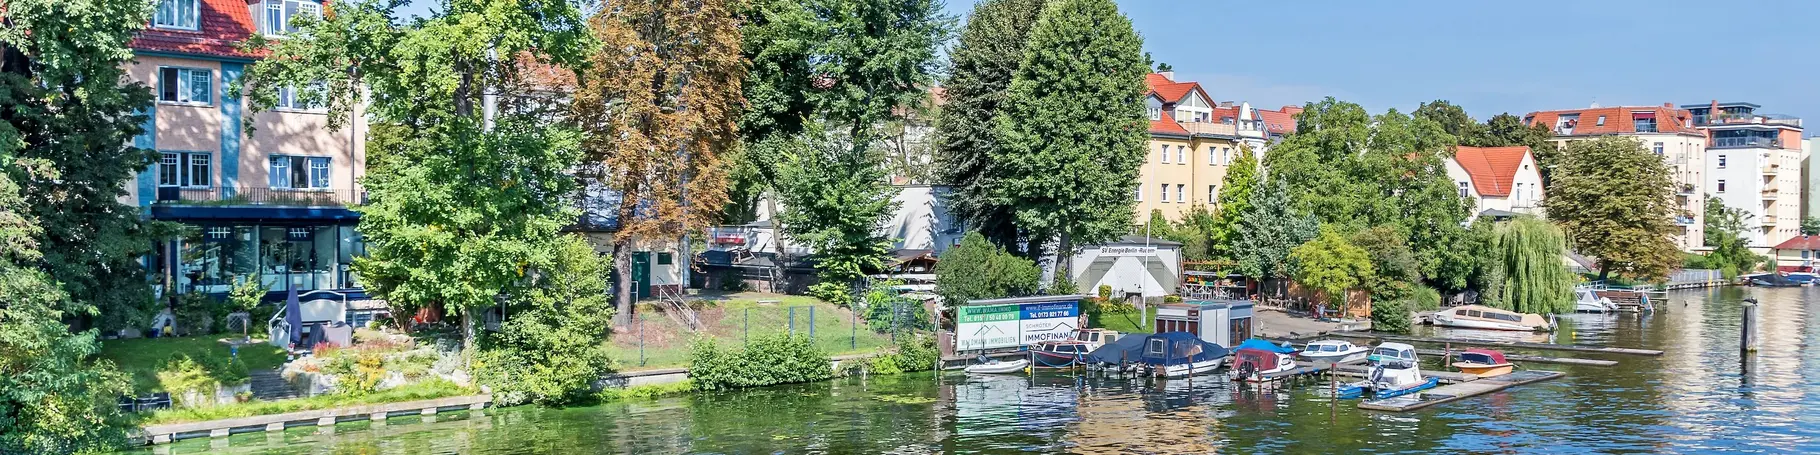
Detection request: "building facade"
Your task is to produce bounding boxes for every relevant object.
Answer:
[1136,73,1292,222]
[1444,146,1545,219]
[1525,104,1708,250]
[128,0,369,298]
[1683,101,1806,249]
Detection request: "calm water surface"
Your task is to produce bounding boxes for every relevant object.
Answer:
[140,287,1820,454]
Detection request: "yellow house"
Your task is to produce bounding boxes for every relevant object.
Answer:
[1136,73,1249,222]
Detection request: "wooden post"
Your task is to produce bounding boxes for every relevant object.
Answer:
[1329,373,1337,424]
[1444,342,1451,368]
[1741,299,1759,353]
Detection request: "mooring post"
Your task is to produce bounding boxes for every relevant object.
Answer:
[1329,374,1338,424]
[1741,298,1759,353]
[1444,342,1452,368]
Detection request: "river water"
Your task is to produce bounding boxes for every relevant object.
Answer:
[140,287,1819,454]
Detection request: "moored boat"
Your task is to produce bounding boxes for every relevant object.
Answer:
[1336,342,1439,399]
[1030,340,1091,368]
[1229,339,1298,382]
[1431,305,1555,332]
[1300,339,1369,364]
[1452,349,1513,378]
[1138,332,1228,378]
[1574,286,1616,313]
[963,358,1030,374]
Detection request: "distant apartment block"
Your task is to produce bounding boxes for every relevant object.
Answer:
[1137,72,1298,222]
[1444,146,1545,219]
[1525,104,1707,251]
[1682,101,1806,249]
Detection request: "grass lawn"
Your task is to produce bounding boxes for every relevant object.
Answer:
[1091,305,1157,334]
[140,379,476,425]
[607,291,905,371]
[99,336,289,394]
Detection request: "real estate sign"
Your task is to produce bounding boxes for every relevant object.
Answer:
[955,299,1080,351]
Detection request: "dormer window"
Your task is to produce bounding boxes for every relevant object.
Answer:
[154,0,200,30]
[263,0,323,36]
[1147,106,1161,121]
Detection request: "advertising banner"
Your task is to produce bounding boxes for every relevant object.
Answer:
[955,299,1080,351]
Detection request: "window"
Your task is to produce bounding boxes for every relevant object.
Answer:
[1717,179,1726,193]
[1208,147,1216,164]
[158,152,211,187]
[158,67,212,105]
[1160,184,1169,202]
[1653,142,1664,155]
[1147,106,1161,121]
[1717,155,1727,168]
[270,156,332,189]
[1595,115,1606,126]
[263,0,323,35]
[657,252,674,265]
[1209,185,1217,204]
[1176,146,1185,164]
[1458,181,1470,197]
[1220,147,1228,165]
[1133,186,1141,202]
[276,84,327,111]
[1176,184,1185,202]
[1160,145,1169,163]
[1514,183,1523,202]
[154,0,200,30]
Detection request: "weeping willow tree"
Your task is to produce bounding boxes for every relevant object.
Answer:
[1492,217,1575,314]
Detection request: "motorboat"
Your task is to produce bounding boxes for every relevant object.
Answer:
[1430,305,1555,332]
[1574,286,1617,313]
[1336,342,1438,399]
[1138,332,1228,378]
[1299,339,1369,364]
[1453,349,1514,378]
[1030,340,1092,368]
[1229,339,1298,382]
[1744,273,1802,287]
[963,358,1030,374]
[1785,272,1819,286]
[1073,328,1121,351]
[1084,333,1148,373]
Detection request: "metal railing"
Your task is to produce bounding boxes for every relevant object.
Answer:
[1180,121,1238,137]
[1711,137,1778,148]
[153,186,361,207]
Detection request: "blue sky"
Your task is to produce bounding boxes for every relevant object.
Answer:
[396,0,1818,134]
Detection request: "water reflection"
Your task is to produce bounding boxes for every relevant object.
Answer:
[139,288,1820,454]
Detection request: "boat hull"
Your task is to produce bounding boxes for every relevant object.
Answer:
[1455,362,1513,378]
[1431,317,1541,332]
[1031,351,1083,368]
[1301,351,1367,365]
[963,359,1030,374]
[1155,358,1224,378]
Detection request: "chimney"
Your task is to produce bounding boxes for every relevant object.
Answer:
[1664,102,1674,108]
[1159,71,1175,81]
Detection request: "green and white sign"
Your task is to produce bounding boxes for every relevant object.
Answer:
[955,299,1080,351]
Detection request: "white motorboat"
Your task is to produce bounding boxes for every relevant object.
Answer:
[963,358,1030,374]
[1228,339,1298,382]
[1431,305,1555,332]
[1299,339,1369,364]
[1574,287,1617,313]
[1335,342,1438,399]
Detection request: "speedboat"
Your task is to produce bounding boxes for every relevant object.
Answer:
[1785,272,1819,286]
[1228,339,1298,382]
[1138,332,1228,378]
[1745,273,1801,287]
[1430,305,1555,332]
[1574,287,1616,313]
[1336,342,1438,399]
[1453,349,1514,378]
[963,358,1030,374]
[1299,339,1369,364]
[1030,340,1091,368]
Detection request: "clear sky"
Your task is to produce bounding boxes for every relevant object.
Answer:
[395,0,1818,134]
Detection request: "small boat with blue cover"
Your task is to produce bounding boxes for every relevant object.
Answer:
[1138,332,1228,378]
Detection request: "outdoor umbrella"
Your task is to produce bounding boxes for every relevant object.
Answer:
[284,282,303,347]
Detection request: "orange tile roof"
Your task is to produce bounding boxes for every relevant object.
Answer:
[1523,105,1702,136]
[1212,105,1299,135]
[1453,146,1531,197]
[130,0,279,59]
[1150,109,1189,136]
[1144,73,1207,106]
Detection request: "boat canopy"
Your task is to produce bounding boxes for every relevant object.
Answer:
[1138,332,1228,366]
[1459,349,1507,365]
[1084,333,1148,365]
[1233,348,1284,371]
[1235,338,1297,354]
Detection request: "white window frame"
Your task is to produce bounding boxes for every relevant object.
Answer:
[1160,145,1169,164]
[158,152,210,188]
[1147,106,1161,121]
[158,67,213,106]
[263,0,324,36]
[1175,184,1185,203]
[187,153,211,187]
[1133,185,1142,202]
[1176,146,1185,164]
[1160,184,1169,203]
[1717,155,1727,168]
[153,0,201,31]
[1458,181,1470,198]
[271,155,333,190]
[1208,185,1217,204]
[1716,179,1726,193]
[275,83,329,112]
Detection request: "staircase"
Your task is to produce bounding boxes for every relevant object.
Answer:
[248,368,301,401]
[655,285,704,332]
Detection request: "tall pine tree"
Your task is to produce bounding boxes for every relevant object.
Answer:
[936,0,1046,253]
[993,0,1149,280]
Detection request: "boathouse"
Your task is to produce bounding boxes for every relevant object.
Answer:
[1152,300,1254,348]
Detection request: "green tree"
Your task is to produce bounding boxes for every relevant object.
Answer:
[1480,113,1560,185]
[574,0,745,323]
[1371,298,1411,334]
[1803,217,1820,236]
[473,235,615,405]
[774,125,901,297]
[992,0,1150,276]
[1413,100,1487,144]
[242,0,591,351]
[1234,179,1319,280]
[934,232,1041,307]
[1491,217,1575,314]
[1210,147,1259,258]
[937,0,1046,252]
[1350,225,1420,301]
[1466,220,1508,308]
[1289,227,1374,312]
[1704,194,1751,246]
[1546,136,1680,281]
[2,0,161,331]
[1169,205,1219,262]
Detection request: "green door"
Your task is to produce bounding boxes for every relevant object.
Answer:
[632,252,652,300]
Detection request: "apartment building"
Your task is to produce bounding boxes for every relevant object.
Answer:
[1682,101,1806,249]
[128,0,368,298]
[1444,146,1545,219]
[1137,72,1291,221]
[1524,104,1707,251]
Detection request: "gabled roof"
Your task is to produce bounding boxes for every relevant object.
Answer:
[1523,105,1703,136]
[1772,235,1820,251]
[1452,146,1532,197]
[130,0,284,59]
[1144,73,1209,107]
[1213,105,1299,136]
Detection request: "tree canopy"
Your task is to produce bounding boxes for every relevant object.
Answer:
[1210,147,1259,258]
[1546,136,1680,281]
[1234,178,1318,279]
[937,0,1047,252]
[1489,217,1575,314]
[934,232,1041,307]
[1289,227,1373,310]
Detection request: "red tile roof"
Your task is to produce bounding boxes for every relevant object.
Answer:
[130,0,271,59]
[1150,109,1189,136]
[1212,105,1299,135]
[1144,73,1208,106]
[1523,105,1702,136]
[1772,235,1820,251]
[1452,146,1531,197]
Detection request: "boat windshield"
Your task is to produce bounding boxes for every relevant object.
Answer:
[1461,353,1495,364]
[1373,347,1408,359]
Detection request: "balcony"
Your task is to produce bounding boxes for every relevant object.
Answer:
[1761,162,1780,175]
[1676,184,1696,196]
[1761,188,1779,200]
[1180,121,1238,137]
[1700,112,1803,128]
[154,186,361,207]
[1675,215,1695,226]
[1711,136,1780,149]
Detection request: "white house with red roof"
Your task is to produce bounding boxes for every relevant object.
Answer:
[1769,235,1820,273]
[1444,146,1545,219]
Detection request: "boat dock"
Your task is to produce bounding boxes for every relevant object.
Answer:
[1356,370,1566,412]
[1328,364,1481,384]
[1331,332,1664,356]
[1411,349,1618,367]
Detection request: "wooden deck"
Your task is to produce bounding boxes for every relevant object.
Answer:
[1357,370,1565,412]
[1412,349,1618,367]
[137,395,492,445]
[1328,364,1481,384]
[1331,332,1664,356]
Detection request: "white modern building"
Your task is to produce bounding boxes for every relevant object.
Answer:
[1444,145,1545,219]
[1526,104,1709,250]
[1684,101,1806,249]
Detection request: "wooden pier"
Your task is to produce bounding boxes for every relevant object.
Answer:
[1411,349,1618,367]
[1330,332,1663,356]
[136,395,492,445]
[1356,370,1565,412]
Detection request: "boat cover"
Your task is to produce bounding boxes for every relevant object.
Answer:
[1138,332,1228,366]
[1084,333,1148,365]
[1459,349,1506,364]
[1233,348,1283,371]
[1235,338,1297,354]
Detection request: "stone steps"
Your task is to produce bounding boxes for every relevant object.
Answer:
[248,369,300,401]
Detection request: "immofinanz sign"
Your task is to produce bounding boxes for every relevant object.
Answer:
[955,296,1082,351]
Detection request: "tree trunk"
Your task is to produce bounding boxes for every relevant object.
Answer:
[1596,263,1610,282]
[766,190,789,291]
[1055,230,1074,291]
[461,310,474,369]
[613,238,635,326]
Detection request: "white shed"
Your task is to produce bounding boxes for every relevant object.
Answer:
[1070,236,1182,300]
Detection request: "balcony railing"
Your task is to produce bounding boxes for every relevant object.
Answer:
[1677,184,1696,196]
[1761,162,1780,175]
[1675,215,1695,226]
[1698,112,1802,128]
[1761,188,1779,200]
[1180,121,1238,137]
[153,186,362,207]
[1711,136,1779,149]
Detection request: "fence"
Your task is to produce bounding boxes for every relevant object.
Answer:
[612,297,933,370]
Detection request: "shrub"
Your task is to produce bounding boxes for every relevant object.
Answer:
[1371,298,1411,334]
[934,232,1040,307]
[1163,295,1182,304]
[689,334,831,391]
[471,236,615,406]
[156,355,221,408]
[865,335,939,375]
[807,282,853,307]
[595,380,696,402]
[1409,284,1442,311]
